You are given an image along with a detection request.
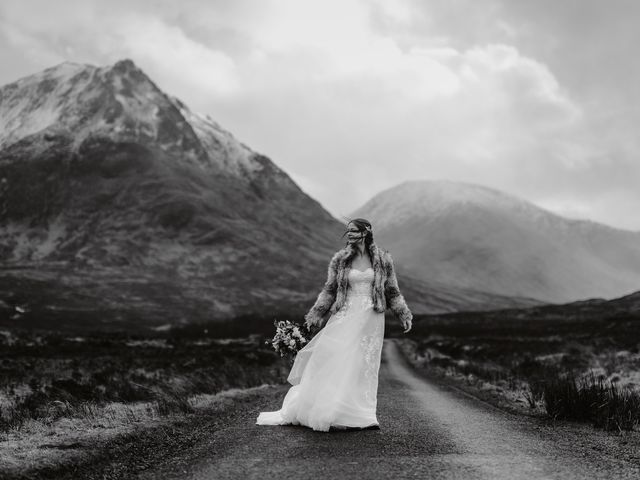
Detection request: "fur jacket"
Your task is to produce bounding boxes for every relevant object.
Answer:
[304,241,413,329]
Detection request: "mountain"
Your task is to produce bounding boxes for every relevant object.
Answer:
[0,59,345,328]
[0,61,541,331]
[350,179,640,304]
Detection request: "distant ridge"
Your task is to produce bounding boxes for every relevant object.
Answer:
[352,179,640,303]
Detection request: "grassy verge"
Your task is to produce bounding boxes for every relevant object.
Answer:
[539,372,640,431]
[392,311,640,432]
[0,383,288,479]
[0,328,289,476]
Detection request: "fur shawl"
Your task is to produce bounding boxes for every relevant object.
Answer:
[304,241,413,329]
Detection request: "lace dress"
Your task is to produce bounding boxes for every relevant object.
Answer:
[256,267,385,431]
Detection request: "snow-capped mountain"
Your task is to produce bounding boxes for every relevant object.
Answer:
[0,59,349,324]
[0,59,264,176]
[351,179,640,303]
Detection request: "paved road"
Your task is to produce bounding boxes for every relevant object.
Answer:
[140,339,640,480]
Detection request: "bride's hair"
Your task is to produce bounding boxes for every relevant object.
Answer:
[341,217,374,252]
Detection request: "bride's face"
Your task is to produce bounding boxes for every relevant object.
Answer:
[346,222,365,244]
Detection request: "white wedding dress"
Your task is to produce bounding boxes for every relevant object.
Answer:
[256,267,385,432]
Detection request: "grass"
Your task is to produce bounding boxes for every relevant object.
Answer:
[539,372,640,431]
[0,383,282,478]
[0,325,293,477]
[0,328,290,433]
[393,309,640,432]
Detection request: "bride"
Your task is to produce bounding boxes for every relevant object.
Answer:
[256,218,413,432]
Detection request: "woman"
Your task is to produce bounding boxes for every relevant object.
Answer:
[256,218,413,432]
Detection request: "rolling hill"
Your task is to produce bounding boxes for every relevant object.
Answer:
[351,179,640,304]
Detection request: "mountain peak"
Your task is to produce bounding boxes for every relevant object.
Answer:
[359,179,553,231]
[111,58,138,72]
[394,179,529,206]
[0,59,268,177]
[106,59,154,88]
[41,58,143,79]
[0,58,170,151]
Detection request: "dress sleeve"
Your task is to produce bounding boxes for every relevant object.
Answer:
[383,252,413,324]
[304,252,340,328]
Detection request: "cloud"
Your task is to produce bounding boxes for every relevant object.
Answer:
[0,1,238,96]
[216,40,583,218]
[1,0,639,230]
[111,16,239,96]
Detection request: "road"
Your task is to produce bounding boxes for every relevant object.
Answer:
[139,339,640,480]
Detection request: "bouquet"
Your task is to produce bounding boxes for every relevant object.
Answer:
[265,319,311,358]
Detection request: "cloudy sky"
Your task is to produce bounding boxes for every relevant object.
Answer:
[1,0,639,230]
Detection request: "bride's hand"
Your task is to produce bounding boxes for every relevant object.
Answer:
[402,319,412,333]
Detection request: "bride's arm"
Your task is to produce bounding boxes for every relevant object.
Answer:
[383,252,413,327]
[304,252,340,328]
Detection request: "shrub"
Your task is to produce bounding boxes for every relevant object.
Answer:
[542,372,640,431]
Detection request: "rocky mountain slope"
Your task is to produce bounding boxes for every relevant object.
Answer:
[0,59,344,326]
[351,179,640,304]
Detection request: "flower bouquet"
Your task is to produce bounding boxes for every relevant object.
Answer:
[265,319,311,362]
